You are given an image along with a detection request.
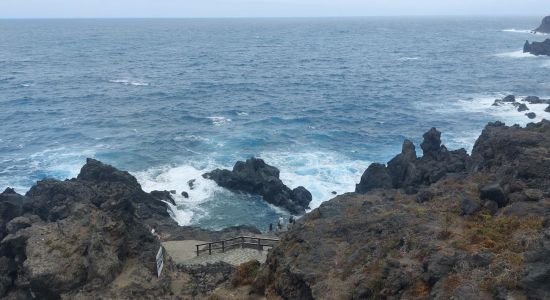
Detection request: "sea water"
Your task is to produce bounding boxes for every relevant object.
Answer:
[1,17,549,230]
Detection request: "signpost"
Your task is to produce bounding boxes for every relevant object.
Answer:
[156,246,164,277]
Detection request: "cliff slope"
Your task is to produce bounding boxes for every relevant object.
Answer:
[254,120,550,300]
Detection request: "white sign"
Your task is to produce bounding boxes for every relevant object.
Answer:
[156,246,164,277]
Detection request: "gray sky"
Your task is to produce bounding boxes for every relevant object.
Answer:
[0,0,548,18]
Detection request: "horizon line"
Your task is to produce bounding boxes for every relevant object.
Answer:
[0,14,542,20]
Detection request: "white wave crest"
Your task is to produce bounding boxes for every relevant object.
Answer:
[258,151,369,210]
[133,163,223,226]
[502,28,549,35]
[398,57,421,61]
[495,50,535,58]
[109,79,149,86]
[207,116,232,126]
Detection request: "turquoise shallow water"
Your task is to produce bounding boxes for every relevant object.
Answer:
[1,17,549,230]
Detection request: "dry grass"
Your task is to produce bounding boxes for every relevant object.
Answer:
[232,260,261,287]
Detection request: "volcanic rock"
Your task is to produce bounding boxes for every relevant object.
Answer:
[203,158,312,214]
[534,15,550,34]
[524,39,550,56]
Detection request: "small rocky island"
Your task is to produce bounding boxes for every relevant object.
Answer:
[1,120,549,299]
[524,39,550,56]
[534,15,550,34]
[203,158,312,214]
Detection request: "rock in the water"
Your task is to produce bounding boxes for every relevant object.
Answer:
[502,95,516,103]
[523,96,549,104]
[150,190,176,205]
[526,112,537,119]
[479,183,508,207]
[524,39,550,56]
[203,158,312,214]
[517,103,529,112]
[181,191,189,198]
[291,186,312,208]
[188,179,196,190]
[545,104,550,113]
[355,163,392,193]
[534,15,550,34]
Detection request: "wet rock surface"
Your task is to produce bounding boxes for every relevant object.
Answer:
[203,158,312,214]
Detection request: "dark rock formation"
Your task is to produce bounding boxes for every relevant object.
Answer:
[203,158,312,214]
[256,120,550,300]
[526,112,537,119]
[517,103,529,112]
[546,105,550,112]
[355,163,392,193]
[534,15,550,34]
[150,190,176,205]
[524,39,550,56]
[0,158,262,299]
[356,127,468,194]
[523,96,550,105]
[502,94,516,103]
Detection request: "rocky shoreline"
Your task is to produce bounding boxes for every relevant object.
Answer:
[1,120,549,299]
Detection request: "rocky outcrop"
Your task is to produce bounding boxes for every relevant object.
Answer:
[203,158,312,214]
[356,127,468,194]
[256,120,550,300]
[524,39,550,56]
[534,16,550,34]
[0,158,263,299]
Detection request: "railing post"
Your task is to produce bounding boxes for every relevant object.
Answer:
[241,237,244,248]
[209,243,212,255]
[196,245,199,256]
[258,238,261,251]
[222,241,225,253]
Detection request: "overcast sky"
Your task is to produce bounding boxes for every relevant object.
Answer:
[0,0,548,18]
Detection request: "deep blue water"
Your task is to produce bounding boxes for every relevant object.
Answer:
[1,17,549,230]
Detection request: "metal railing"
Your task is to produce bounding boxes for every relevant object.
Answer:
[195,236,279,256]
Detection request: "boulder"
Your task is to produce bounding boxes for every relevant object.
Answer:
[203,158,312,214]
[526,112,537,119]
[479,183,508,207]
[502,95,516,103]
[524,39,550,56]
[517,103,529,112]
[545,105,550,113]
[523,189,543,201]
[534,15,550,34]
[523,96,549,104]
[181,191,189,199]
[291,187,312,208]
[355,163,392,194]
[460,197,481,215]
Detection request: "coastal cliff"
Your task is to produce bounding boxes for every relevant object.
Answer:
[1,120,549,299]
[253,120,550,300]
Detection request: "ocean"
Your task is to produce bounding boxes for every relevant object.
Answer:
[1,16,549,230]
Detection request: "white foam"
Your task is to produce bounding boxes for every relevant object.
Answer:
[258,151,369,210]
[109,79,149,86]
[495,50,535,58]
[502,29,549,35]
[399,57,421,61]
[456,94,550,127]
[133,163,224,225]
[237,112,249,116]
[207,116,232,126]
